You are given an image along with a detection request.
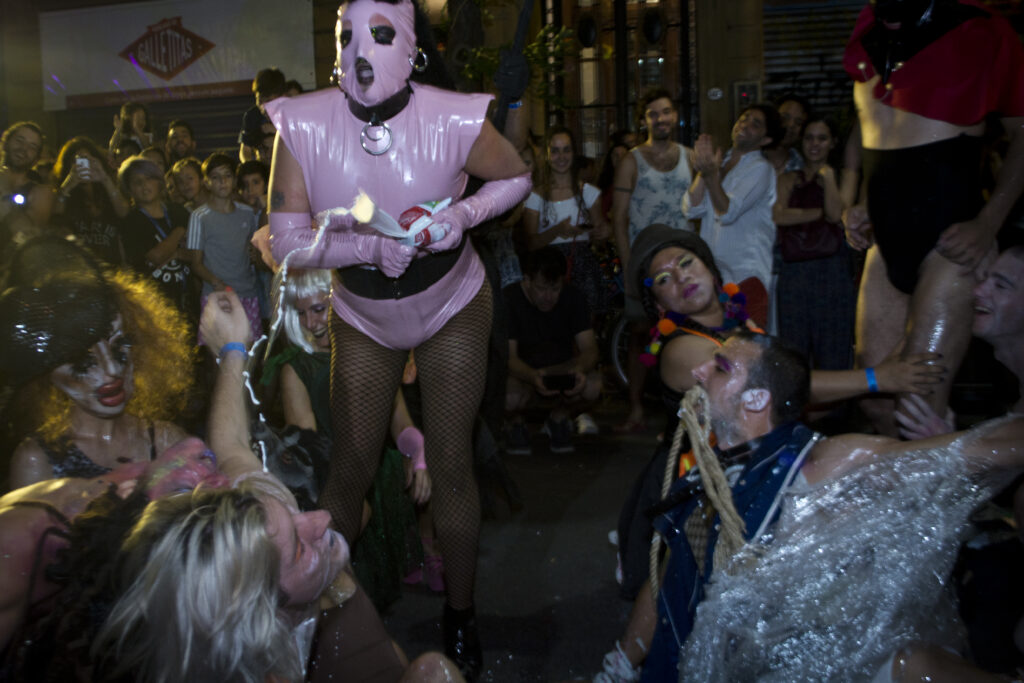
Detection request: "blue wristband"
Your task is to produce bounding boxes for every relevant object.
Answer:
[508,100,523,109]
[865,367,879,393]
[219,342,247,359]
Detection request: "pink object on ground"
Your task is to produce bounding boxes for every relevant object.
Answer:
[424,552,445,593]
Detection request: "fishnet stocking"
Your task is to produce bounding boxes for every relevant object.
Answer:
[323,311,407,545]
[323,281,492,610]
[414,280,491,609]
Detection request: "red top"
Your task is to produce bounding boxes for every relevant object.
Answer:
[844,0,1024,125]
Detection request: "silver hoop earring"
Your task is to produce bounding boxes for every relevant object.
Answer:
[409,48,428,73]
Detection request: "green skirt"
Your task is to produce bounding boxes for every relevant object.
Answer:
[351,448,421,611]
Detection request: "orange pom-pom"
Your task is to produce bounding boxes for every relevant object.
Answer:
[657,318,677,336]
[723,282,740,296]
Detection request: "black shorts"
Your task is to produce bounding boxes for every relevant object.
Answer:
[862,134,984,294]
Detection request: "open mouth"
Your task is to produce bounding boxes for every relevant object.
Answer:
[973,299,993,326]
[356,59,374,86]
[97,379,126,407]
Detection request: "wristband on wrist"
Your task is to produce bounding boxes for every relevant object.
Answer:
[508,100,523,109]
[219,341,248,360]
[865,367,879,393]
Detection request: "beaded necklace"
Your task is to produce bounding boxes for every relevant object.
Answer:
[639,283,748,367]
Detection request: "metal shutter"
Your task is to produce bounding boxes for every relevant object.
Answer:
[762,0,863,116]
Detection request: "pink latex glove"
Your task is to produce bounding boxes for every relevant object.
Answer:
[419,172,532,253]
[270,211,415,278]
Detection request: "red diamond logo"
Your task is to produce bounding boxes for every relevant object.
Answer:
[119,17,215,81]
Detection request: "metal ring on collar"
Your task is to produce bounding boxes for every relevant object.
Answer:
[360,120,393,155]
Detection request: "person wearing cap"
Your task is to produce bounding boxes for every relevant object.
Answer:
[3,239,194,489]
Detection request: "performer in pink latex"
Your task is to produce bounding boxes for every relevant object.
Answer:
[265,0,529,676]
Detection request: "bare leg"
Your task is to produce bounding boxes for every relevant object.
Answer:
[591,579,658,681]
[855,246,909,436]
[622,323,649,430]
[619,581,657,665]
[902,249,975,416]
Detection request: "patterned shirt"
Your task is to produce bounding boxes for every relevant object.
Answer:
[627,143,694,244]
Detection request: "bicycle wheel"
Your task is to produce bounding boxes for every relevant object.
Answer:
[608,311,630,389]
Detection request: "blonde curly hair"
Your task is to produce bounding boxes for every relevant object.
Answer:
[22,269,195,441]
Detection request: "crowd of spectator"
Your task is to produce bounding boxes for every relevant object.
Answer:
[2,0,1024,677]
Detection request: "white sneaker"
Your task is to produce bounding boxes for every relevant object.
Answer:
[575,412,599,435]
[593,641,641,683]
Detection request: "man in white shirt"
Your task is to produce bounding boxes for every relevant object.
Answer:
[683,104,782,329]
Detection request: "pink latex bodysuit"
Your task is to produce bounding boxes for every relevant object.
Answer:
[264,4,529,663]
[266,84,526,349]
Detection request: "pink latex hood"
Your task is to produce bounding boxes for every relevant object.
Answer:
[336,0,416,107]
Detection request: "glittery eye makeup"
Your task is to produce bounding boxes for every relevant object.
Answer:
[713,354,732,373]
[371,25,395,44]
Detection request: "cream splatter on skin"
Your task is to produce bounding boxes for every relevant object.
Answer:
[262,495,347,606]
[692,339,761,448]
[144,438,230,499]
[50,315,134,419]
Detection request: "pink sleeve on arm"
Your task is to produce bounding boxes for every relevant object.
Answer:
[268,211,323,268]
[269,212,415,278]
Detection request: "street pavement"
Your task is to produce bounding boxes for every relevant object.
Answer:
[383,396,657,682]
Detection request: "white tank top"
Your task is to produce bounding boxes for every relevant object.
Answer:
[627,143,693,244]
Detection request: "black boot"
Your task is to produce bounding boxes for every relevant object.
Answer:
[443,603,482,681]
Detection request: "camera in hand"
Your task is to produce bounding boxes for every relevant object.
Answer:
[542,373,575,391]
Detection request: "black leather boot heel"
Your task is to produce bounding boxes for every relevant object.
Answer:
[443,602,482,681]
